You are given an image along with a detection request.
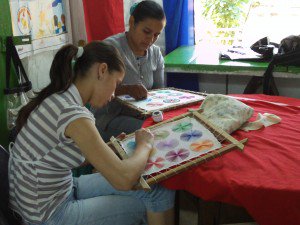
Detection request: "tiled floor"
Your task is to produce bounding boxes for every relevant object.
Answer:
[179,208,197,225]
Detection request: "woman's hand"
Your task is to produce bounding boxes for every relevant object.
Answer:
[115,84,148,100]
[135,128,154,151]
[128,84,148,100]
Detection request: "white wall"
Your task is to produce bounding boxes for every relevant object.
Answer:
[21,51,54,91]
[198,75,300,98]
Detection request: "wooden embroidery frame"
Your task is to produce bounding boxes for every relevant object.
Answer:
[115,87,207,119]
[109,109,247,191]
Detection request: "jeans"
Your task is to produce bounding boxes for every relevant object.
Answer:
[26,173,175,225]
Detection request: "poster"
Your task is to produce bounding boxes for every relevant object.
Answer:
[9,0,69,58]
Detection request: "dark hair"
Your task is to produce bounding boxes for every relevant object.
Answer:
[131,1,165,24]
[16,41,124,132]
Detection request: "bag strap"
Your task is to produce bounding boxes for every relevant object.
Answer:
[263,49,300,94]
[272,49,300,66]
[4,36,32,95]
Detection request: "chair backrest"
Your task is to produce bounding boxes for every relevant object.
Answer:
[0,145,24,225]
[0,145,9,213]
[0,145,10,225]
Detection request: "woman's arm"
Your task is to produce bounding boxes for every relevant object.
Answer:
[115,84,148,100]
[152,50,165,88]
[65,117,153,190]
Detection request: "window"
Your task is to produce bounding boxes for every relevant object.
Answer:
[195,0,300,47]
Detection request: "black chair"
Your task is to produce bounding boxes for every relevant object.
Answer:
[0,145,23,225]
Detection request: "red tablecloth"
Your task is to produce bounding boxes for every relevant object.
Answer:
[143,94,300,225]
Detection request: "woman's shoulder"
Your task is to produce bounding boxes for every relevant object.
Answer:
[148,44,164,62]
[149,44,162,55]
[43,87,85,114]
[104,32,126,47]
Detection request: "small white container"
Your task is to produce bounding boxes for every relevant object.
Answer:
[152,110,163,123]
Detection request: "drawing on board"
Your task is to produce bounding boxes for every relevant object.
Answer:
[9,0,68,58]
[116,88,206,118]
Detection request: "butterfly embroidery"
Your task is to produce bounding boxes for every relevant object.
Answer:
[145,157,165,171]
[172,122,193,132]
[165,148,190,162]
[179,95,195,99]
[146,102,164,107]
[163,98,180,103]
[190,140,214,151]
[156,139,179,150]
[180,130,202,142]
[154,130,170,140]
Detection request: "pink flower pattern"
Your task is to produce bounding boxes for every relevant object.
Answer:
[165,149,190,162]
[156,139,179,150]
[179,95,195,99]
[163,98,180,103]
[146,102,164,107]
[145,157,165,171]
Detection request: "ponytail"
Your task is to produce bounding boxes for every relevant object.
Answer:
[16,45,80,133]
[16,42,124,133]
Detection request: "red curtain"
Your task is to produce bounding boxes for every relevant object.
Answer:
[82,0,125,41]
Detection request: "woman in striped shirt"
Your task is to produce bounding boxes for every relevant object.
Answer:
[8,41,175,225]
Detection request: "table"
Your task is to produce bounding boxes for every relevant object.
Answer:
[142,94,300,225]
[164,45,300,94]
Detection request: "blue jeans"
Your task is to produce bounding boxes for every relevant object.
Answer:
[27,173,175,225]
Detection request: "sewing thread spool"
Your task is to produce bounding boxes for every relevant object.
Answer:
[152,110,163,123]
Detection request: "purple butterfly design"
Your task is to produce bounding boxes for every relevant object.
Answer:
[156,139,179,150]
[165,148,190,162]
[180,130,203,142]
[179,95,195,99]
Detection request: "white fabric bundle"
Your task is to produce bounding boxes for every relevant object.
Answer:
[200,94,254,134]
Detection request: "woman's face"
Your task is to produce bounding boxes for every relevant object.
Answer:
[90,65,124,108]
[129,17,166,54]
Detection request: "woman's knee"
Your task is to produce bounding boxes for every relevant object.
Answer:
[138,185,175,212]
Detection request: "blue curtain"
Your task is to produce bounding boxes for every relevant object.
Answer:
[163,0,199,91]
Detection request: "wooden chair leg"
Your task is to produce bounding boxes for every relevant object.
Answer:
[197,198,220,225]
[174,190,180,225]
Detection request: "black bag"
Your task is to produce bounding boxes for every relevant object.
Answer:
[278,35,300,55]
[250,36,276,60]
[4,36,32,130]
[220,37,276,62]
[262,48,300,94]
[244,35,300,95]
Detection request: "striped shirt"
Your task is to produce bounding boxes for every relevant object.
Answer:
[104,32,165,89]
[8,84,95,223]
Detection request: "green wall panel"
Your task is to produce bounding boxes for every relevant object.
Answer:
[0,0,14,148]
